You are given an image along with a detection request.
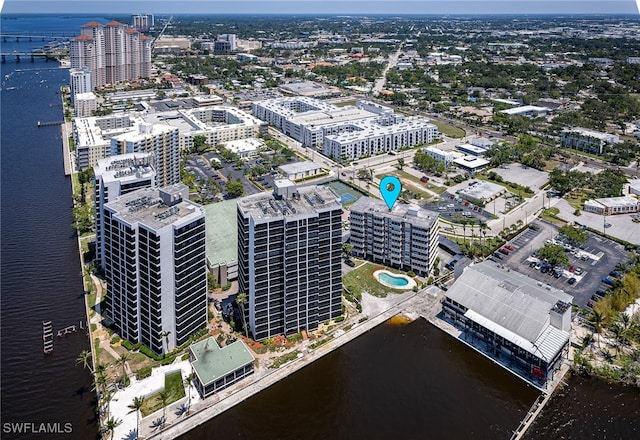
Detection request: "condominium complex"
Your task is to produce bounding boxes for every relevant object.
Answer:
[103,184,207,354]
[94,152,156,269]
[423,146,464,169]
[70,20,152,90]
[252,97,438,160]
[560,127,620,155]
[132,14,154,32]
[73,106,266,169]
[110,123,180,188]
[237,180,343,340]
[74,92,97,118]
[349,197,439,277]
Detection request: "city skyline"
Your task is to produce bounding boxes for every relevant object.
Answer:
[2,1,639,15]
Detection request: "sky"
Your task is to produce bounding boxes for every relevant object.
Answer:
[1,0,639,15]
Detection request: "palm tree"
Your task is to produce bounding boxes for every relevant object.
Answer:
[76,349,93,372]
[127,396,145,439]
[588,309,605,348]
[158,390,169,428]
[479,221,488,246]
[116,353,129,386]
[236,293,249,338]
[102,417,122,440]
[160,330,171,355]
[183,374,194,414]
[460,218,468,243]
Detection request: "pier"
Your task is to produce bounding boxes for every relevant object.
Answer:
[43,321,54,354]
[57,325,77,337]
[37,120,65,127]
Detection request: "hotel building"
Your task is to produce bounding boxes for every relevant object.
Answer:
[237,180,343,340]
[349,197,439,277]
[103,184,207,354]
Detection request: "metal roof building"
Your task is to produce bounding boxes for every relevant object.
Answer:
[443,261,572,387]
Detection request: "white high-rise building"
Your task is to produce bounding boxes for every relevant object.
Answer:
[69,67,92,103]
[103,184,207,354]
[237,181,343,340]
[74,92,97,117]
[349,197,439,277]
[70,20,151,89]
[94,152,156,270]
[110,123,180,188]
[132,14,153,32]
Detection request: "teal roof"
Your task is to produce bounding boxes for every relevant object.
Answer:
[190,337,255,386]
[204,200,238,266]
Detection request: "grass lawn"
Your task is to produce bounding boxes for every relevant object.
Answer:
[544,160,561,172]
[140,371,185,417]
[343,261,411,298]
[432,121,466,138]
[540,207,567,227]
[112,344,157,376]
[377,169,446,198]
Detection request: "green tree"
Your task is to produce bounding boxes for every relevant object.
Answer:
[396,157,405,170]
[76,349,93,372]
[127,396,145,439]
[102,417,122,440]
[116,353,129,386]
[226,181,245,198]
[183,374,194,414]
[342,243,354,257]
[235,292,249,338]
[192,134,209,154]
[558,225,589,246]
[537,244,569,267]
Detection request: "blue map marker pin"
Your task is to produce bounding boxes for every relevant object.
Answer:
[379,176,402,210]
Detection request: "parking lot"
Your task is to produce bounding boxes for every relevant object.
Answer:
[490,219,629,309]
[187,153,263,198]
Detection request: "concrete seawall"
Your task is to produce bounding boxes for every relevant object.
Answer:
[149,288,444,439]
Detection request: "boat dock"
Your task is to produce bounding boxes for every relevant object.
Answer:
[43,321,53,354]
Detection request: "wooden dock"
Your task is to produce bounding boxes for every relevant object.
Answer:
[43,321,53,354]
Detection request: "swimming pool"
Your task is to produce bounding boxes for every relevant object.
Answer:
[373,270,416,290]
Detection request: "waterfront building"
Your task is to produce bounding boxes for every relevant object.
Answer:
[560,127,620,155]
[69,67,92,103]
[110,123,180,188]
[103,184,207,354]
[70,20,151,89]
[237,180,343,340]
[423,146,464,169]
[94,152,156,269]
[252,97,438,160]
[189,337,255,398]
[74,92,97,117]
[442,261,573,385]
[73,107,266,170]
[349,197,439,277]
[583,196,639,215]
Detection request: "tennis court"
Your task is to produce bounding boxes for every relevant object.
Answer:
[323,181,365,206]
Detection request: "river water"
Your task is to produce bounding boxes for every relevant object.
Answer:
[1,15,638,440]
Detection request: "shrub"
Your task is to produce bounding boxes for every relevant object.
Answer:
[407,270,416,277]
[110,335,121,345]
[335,316,345,323]
[221,281,232,291]
[136,366,152,380]
[121,339,133,350]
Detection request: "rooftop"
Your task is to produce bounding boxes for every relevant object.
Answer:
[95,152,155,183]
[446,261,573,342]
[204,200,238,266]
[190,338,255,387]
[452,155,490,169]
[349,197,439,230]
[586,196,639,208]
[279,161,323,174]
[237,184,341,222]
[106,184,204,231]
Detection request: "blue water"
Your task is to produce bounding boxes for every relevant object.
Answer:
[0,14,110,440]
[378,271,410,287]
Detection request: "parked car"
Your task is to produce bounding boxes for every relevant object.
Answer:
[529,261,537,268]
[609,270,623,278]
[595,290,608,297]
[601,277,614,285]
[344,259,355,267]
[498,248,509,255]
[574,267,584,275]
[587,300,594,308]
[493,252,503,260]
[505,244,514,251]
[591,295,601,302]
[420,176,429,183]
[569,265,575,273]
[568,277,576,285]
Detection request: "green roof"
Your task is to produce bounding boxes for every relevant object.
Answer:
[204,200,238,266]
[190,337,255,386]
